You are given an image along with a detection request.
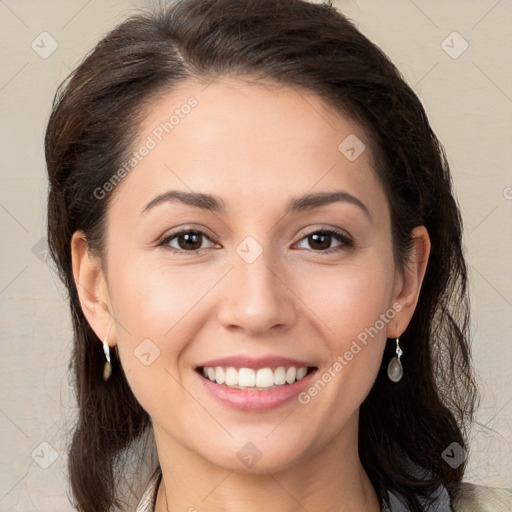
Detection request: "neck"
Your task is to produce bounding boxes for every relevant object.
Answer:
[153,414,381,512]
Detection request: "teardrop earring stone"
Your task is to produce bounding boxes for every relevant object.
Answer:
[387,356,403,382]
[103,361,112,381]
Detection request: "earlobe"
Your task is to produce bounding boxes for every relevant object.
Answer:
[388,226,431,336]
[70,231,116,346]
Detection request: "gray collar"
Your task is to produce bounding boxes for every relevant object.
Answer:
[385,484,453,511]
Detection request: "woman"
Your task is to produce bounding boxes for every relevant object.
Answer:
[45,0,511,511]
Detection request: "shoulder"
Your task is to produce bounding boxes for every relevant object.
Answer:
[453,482,511,512]
[386,481,511,512]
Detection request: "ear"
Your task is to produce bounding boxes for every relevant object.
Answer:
[71,230,117,348]
[387,225,431,337]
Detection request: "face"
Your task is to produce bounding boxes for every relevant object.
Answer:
[74,77,426,474]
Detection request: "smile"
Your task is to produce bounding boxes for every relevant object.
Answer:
[198,365,316,390]
[195,365,318,412]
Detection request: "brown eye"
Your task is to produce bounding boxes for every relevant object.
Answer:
[176,232,203,250]
[162,230,216,252]
[295,229,352,253]
[307,232,333,250]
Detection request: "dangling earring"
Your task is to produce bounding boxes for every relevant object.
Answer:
[103,336,112,381]
[387,337,403,382]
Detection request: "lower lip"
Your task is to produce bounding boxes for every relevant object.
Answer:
[196,368,318,412]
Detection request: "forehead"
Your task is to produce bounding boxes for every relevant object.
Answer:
[109,77,387,218]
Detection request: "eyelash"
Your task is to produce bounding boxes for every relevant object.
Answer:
[158,227,353,255]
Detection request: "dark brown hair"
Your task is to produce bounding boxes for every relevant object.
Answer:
[45,1,478,510]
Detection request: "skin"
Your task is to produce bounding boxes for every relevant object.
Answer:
[72,77,430,512]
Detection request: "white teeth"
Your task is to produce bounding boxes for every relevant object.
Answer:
[238,368,256,387]
[225,367,238,386]
[215,367,225,385]
[274,366,286,385]
[285,367,297,384]
[296,367,307,380]
[200,365,312,389]
[256,368,274,388]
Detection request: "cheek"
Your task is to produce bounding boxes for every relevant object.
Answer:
[105,259,222,420]
[296,259,395,343]
[106,258,217,387]
[292,259,394,399]
[109,257,220,343]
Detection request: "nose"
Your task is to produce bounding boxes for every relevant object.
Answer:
[217,247,298,336]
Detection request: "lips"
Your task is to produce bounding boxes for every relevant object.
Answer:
[193,354,319,411]
[196,364,319,411]
[196,355,316,370]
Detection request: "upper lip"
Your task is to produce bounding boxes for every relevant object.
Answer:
[197,355,317,370]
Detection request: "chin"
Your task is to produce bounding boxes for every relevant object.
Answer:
[198,436,311,475]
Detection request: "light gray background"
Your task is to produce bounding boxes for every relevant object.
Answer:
[0,0,511,510]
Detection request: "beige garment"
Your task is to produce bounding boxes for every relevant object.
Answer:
[134,467,160,512]
[134,470,512,512]
[453,483,511,512]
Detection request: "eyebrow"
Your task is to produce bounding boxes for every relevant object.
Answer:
[142,189,371,218]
